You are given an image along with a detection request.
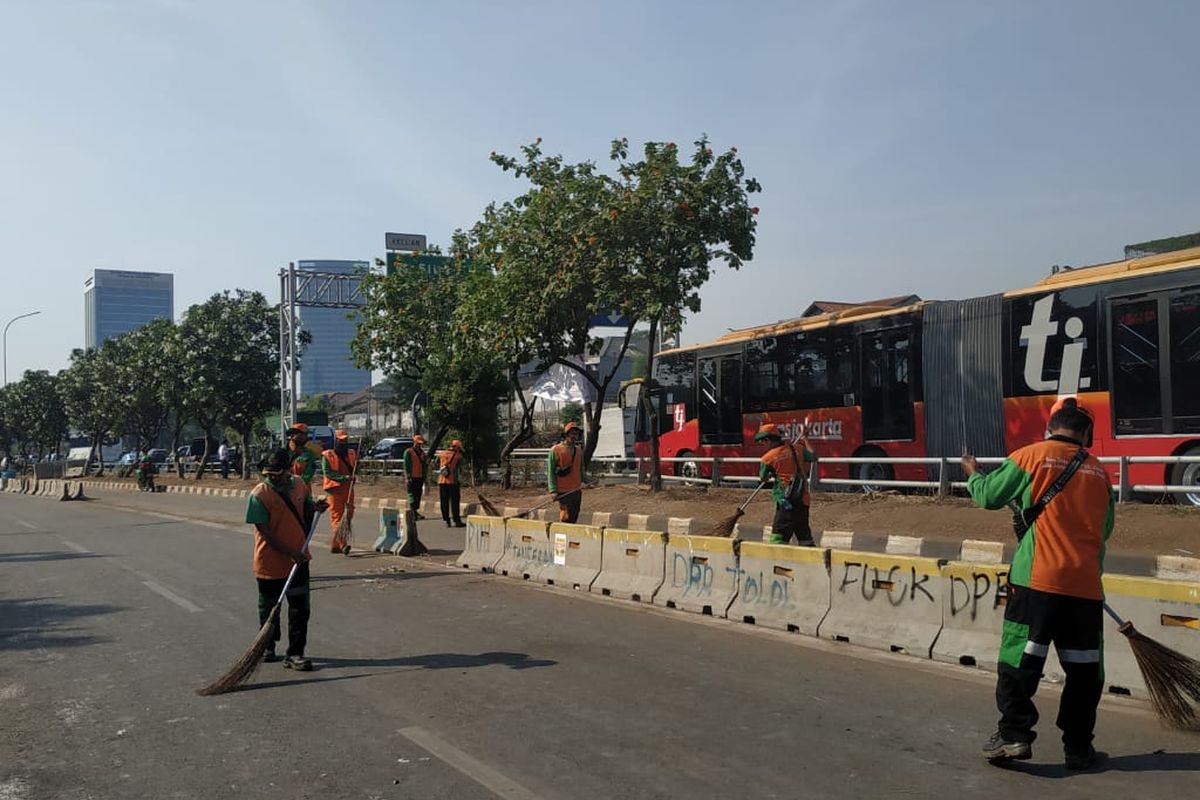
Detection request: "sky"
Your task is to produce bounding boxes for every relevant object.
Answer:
[3,0,1199,380]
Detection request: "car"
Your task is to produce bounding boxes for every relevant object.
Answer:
[367,437,415,460]
[118,452,138,466]
[307,425,336,450]
[147,448,169,463]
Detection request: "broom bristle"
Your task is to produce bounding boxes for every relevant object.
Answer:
[1121,624,1200,730]
[705,508,745,538]
[196,605,280,696]
[476,492,501,517]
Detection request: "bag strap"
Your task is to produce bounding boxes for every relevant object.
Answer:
[1024,447,1088,523]
[786,443,807,489]
[270,483,306,532]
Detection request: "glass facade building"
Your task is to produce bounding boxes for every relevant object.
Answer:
[84,269,174,349]
[296,260,371,396]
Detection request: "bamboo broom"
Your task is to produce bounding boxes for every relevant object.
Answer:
[1105,603,1200,730]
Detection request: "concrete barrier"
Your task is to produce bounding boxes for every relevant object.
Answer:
[58,481,71,501]
[537,522,602,591]
[391,511,426,556]
[375,508,401,552]
[494,518,554,581]
[820,550,945,657]
[726,543,830,635]
[455,515,506,572]
[932,562,1010,668]
[72,482,86,500]
[591,528,666,603]
[1100,574,1200,697]
[653,534,739,616]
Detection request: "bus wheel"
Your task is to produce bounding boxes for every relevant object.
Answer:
[855,451,894,494]
[674,451,702,485]
[1171,445,1200,507]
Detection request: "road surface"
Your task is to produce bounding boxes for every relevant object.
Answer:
[2,489,1198,799]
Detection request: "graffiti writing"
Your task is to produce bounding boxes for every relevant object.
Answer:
[508,540,553,565]
[837,561,935,605]
[949,570,1009,621]
[729,567,791,608]
[465,526,492,552]
[671,552,714,597]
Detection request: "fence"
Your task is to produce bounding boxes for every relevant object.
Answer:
[507,449,1200,505]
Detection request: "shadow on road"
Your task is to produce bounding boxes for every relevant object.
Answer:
[313,651,558,671]
[1009,750,1200,778]
[233,672,380,692]
[0,551,103,564]
[0,596,120,651]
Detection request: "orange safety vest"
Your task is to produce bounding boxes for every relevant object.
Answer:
[761,443,812,506]
[438,450,461,485]
[322,449,358,492]
[407,447,425,479]
[551,442,582,494]
[250,478,311,579]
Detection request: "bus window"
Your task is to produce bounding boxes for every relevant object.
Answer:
[859,326,915,441]
[1111,297,1164,435]
[745,337,785,411]
[698,352,744,445]
[651,352,696,439]
[1170,292,1200,434]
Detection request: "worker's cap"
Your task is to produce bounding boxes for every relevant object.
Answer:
[412,434,426,445]
[563,421,582,435]
[753,423,783,442]
[1049,395,1093,421]
[260,448,291,476]
[286,422,308,436]
[451,439,463,449]
[334,429,349,441]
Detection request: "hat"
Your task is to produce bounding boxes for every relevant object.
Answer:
[261,448,291,475]
[412,434,426,445]
[563,421,582,435]
[334,429,349,441]
[287,422,308,436]
[1050,396,1092,420]
[451,439,463,449]
[753,423,783,442]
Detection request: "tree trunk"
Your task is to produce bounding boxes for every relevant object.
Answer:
[239,426,252,480]
[91,434,105,477]
[194,421,213,481]
[582,400,603,465]
[645,314,663,492]
[499,384,537,491]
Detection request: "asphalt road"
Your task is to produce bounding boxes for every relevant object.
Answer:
[2,489,1199,800]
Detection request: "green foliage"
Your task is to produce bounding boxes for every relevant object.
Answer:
[108,318,174,452]
[58,347,123,468]
[7,370,67,459]
[559,402,584,426]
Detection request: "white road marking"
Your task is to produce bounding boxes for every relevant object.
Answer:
[141,580,203,613]
[16,520,37,530]
[59,540,90,554]
[397,726,544,800]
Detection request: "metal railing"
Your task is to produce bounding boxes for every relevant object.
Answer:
[504,450,1200,505]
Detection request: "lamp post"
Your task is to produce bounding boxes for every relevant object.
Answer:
[3,310,41,386]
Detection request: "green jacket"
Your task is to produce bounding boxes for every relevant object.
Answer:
[290,448,317,483]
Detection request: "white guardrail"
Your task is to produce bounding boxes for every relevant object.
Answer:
[507,449,1200,505]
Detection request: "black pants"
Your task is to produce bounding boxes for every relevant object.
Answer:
[220,459,230,479]
[996,584,1103,746]
[770,502,813,545]
[407,477,425,512]
[256,563,311,657]
[558,490,581,523]
[440,483,462,524]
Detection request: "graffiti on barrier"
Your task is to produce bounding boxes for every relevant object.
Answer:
[508,538,553,566]
[948,570,1009,621]
[837,561,935,606]
[670,551,715,597]
[730,566,791,608]
[465,525,494,553]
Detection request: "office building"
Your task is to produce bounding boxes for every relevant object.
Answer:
[84,269,174,349]
[296,260,372,396]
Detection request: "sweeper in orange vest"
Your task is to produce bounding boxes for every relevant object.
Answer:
[404,435,428,519]
[437,439,466,527]
[321,429,358,554]
[547,422,586,523]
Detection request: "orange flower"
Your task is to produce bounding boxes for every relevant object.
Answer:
[586,235,598,246]
[751,207,760,215]
[609,209,619,220]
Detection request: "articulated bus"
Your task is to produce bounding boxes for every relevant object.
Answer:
[634,247,1200,505]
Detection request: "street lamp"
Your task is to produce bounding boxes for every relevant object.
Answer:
[3,310,41,386]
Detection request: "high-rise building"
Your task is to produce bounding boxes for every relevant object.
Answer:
[296,260,371,396]
[84,269,174,349]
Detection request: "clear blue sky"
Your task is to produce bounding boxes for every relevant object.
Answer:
[3,0,1199,379]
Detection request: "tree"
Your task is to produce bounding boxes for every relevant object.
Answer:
[179,290,279,479]
[8,370,67,462]
[58,348,122,476]
[353,253,508,468]
[108,319,173,455]
[0,384,16,461]
[156,321,193,478]
[559,402,584,427]
[468,136,760,488]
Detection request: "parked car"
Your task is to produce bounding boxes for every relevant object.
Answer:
[367,437,414,460]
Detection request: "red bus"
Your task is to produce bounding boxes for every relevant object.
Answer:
[634,247,1200,505]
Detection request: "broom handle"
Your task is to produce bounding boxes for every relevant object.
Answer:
[273,510,323,605]
[1102,602,1126,627]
